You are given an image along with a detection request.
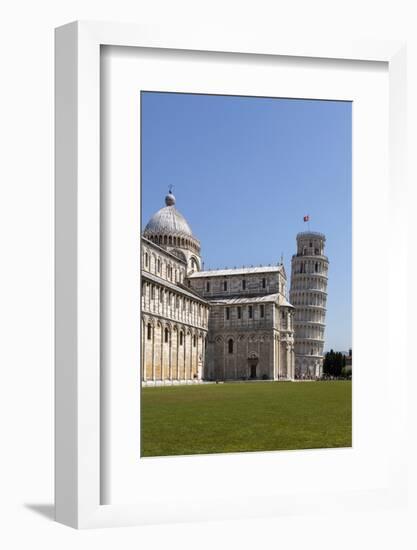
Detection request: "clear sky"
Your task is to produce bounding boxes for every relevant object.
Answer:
[141,91,352,352]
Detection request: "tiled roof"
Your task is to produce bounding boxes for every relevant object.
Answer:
[188,265,283,278]
[209,293,293,307]
[141,271,209,304]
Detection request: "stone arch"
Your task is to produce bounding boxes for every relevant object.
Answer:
[146,321,153,341]
[143,250,149,269]
[142,314,153,326]
[248,351,259,378]
[188,255,200,273]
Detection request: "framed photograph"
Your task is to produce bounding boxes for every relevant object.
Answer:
[55,22,407,528]
[138,91,351,459]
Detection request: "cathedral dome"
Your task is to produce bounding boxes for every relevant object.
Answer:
[144,192,194,237]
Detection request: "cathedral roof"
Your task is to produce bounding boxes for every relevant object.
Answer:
[142,271,209,304]
[143,192,194,238]
[188,266,283,278]
[209,293,293,307]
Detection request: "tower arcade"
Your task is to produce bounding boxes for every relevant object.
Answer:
[289,232,329,378]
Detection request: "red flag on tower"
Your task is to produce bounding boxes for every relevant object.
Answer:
[303,215,310,222]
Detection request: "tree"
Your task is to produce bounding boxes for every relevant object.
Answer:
[323,350,345,378]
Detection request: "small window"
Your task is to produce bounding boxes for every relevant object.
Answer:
[159,288,163,302]
[180,332,183,346]
[147,323,152,340]
[237,306,241,319]
[206,281,210,292]
[226,307,230,320]
[223,280,228,291]
[242,279,246,290]
[262,278,266,289]
[193,335,196,347]
[144,252,149,267]
[260,305,265,318]
[248,305,253,319]
[151,286,155,299]
[164,328,169,343]
[315,262,319,272]
[157,259,161,273]
[282,311,285,319]
[228,339,234,354]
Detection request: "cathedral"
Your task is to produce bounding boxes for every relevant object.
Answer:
[141,191,328,384]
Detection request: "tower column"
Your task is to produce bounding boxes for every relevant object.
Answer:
[289,232,328,379]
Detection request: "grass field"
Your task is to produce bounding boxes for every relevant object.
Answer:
[141,381,352,457]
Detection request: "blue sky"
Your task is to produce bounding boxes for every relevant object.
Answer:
[141,92,352,352]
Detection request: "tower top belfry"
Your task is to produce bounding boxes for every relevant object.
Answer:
[295,231,326,257]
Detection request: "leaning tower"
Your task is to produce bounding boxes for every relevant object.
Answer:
[289,232,329,379]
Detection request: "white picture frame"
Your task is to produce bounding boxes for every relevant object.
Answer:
[55,21,407,529]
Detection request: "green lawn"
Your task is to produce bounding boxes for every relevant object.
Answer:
[141,381,352,457]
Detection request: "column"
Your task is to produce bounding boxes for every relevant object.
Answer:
[151,324,155,382]
[176,329,179,380]
[160,327,164,381]
[169,331,172,381]
[142,320,146,382]
[286,343,291,380]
